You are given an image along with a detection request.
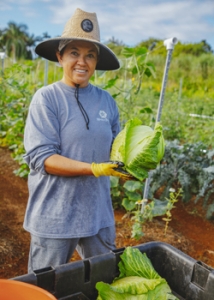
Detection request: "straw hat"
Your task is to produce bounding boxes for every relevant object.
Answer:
[35,8,120,71]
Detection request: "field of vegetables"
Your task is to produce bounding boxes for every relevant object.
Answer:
[1,46,214,221]
[0,43,214,281]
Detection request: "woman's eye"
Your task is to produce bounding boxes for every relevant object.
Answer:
[88,53,95,59]
[71,51,78,56]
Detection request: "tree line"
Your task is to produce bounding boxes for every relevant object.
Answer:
[0,22,50,61]
[0,22,213,62]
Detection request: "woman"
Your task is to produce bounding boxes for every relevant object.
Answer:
[23,8,132,273]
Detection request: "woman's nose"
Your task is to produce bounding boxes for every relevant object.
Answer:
[77,55,86,64]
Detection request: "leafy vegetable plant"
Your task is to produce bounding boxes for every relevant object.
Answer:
[96,246,178,299]
[110,118,165,181]
[110,140,214,239]
[150,140,214,214]
[0,63,37,177]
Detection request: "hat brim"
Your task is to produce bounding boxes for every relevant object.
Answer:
[35,38,120,71]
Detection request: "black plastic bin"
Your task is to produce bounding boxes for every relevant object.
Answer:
[12,241,214,299]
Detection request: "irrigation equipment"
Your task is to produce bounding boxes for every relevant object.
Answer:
[141,37,178,212]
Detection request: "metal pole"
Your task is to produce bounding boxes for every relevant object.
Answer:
[178,77,183,101]
[155,49,173,122]
[1,58,4,74]
[0,52,6,75]
[141,37,177,212]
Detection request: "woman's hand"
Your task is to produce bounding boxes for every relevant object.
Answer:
[44,155,135,180]
[91,161,134,180]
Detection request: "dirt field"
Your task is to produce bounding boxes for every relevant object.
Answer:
[1,146,214,279]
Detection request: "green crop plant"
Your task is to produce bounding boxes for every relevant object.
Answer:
[110,140,214,238]
[150,141,214,209]
[92,46,156,124]
[0,62,40,176]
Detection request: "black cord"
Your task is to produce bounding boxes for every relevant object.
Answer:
[74,84,90,130]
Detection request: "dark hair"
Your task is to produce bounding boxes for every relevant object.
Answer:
[59,46,66,56]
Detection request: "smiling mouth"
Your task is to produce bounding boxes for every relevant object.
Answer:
[75,69,87,73]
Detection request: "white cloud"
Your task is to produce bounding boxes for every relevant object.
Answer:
[44,0,214,46]
[1,0,213,48]
[0,4,12,11]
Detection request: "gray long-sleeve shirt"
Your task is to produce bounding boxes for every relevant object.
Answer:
[23,81,120,238]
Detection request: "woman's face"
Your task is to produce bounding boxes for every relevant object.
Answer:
[56,40,98,88]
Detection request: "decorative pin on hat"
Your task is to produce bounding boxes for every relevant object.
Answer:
[35,8,120,71]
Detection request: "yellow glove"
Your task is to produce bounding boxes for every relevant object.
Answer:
[91,161,134,180]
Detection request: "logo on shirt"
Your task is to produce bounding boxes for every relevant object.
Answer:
[99,110,107,118]
[97,110,109,122]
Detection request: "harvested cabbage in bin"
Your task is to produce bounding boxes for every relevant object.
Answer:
[96,246,178,300]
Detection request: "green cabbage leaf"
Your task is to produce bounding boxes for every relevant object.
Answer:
[110,118,165,181]
[96,247,178,300]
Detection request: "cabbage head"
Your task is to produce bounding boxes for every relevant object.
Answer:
[96,247,178,300]
[110,118,165,181]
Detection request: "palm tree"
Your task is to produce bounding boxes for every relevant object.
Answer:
[25,33,42,59]
[0,29,5,50]
[42,32,51,40]
[1,22,28,61]
[0,22,42,61]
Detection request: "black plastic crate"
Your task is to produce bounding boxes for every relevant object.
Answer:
[12,241,214,299]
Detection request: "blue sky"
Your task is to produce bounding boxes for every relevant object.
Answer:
[1,0,214,50]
